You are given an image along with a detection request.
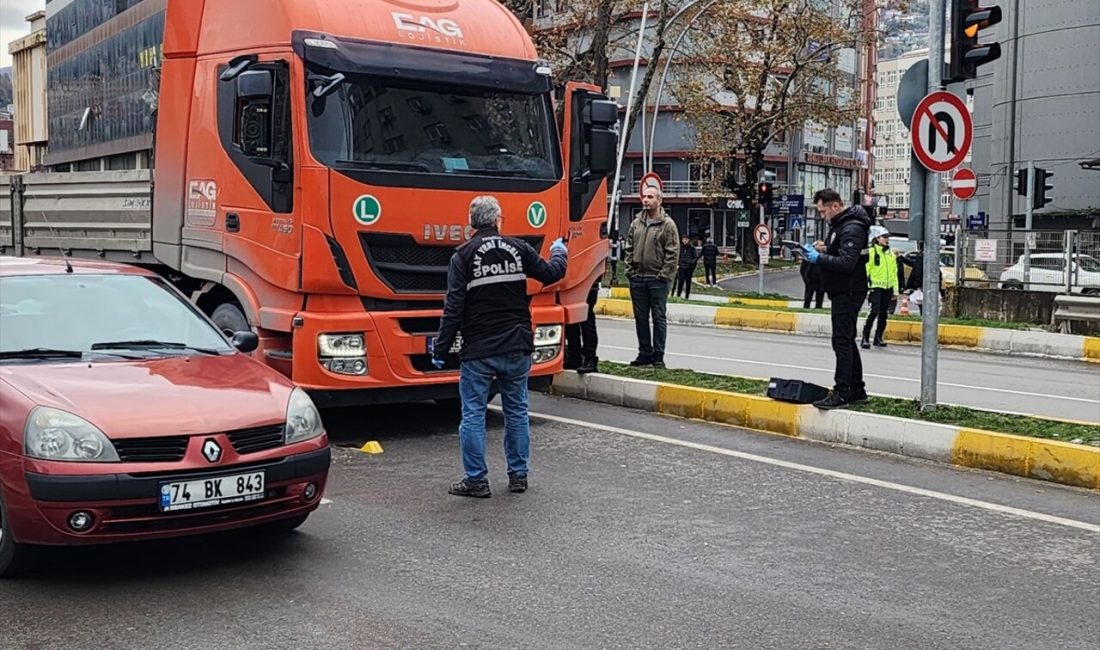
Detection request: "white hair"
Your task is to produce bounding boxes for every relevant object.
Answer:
[469,195,501,229]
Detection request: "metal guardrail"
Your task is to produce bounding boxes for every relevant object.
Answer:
[1052,295,1100,334]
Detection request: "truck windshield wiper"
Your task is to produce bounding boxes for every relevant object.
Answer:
[460,168,533,178]
[0,348,84,360]
[89,340,222,355]
[335,159,432,172]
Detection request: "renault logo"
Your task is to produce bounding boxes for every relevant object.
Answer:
[202,439,223,464]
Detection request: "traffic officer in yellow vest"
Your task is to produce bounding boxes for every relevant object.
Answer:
[861,225,899,349]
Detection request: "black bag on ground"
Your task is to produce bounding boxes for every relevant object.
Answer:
[767,378,830,404]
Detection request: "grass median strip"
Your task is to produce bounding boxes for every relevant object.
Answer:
[598,361,1100,445]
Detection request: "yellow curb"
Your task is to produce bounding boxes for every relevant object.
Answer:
[1084,337,1100,363]
[953,429,1100,490]
[939,324,982,348]
[595,298,634,319]
[712,307,795,332]
[610,287,631,300]
[727,298,790,309]
[883,320,919,343]
[656,384,705,419]
[657,384,799,436]
[714,306,744,328]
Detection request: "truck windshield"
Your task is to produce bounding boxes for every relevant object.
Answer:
[307,71,560,182]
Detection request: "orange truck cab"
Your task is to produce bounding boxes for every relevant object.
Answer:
[8,0,619,407]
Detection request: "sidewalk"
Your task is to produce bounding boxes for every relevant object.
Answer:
[552,370,1100,490]
[595,296,1100,363]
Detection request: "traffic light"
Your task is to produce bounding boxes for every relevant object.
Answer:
[1032,168,1053,209]
[758,182,773,205]
[1015,168,1028,196]
[947,0,1002,82]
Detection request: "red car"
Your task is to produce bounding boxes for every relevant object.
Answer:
[0,257,330,576]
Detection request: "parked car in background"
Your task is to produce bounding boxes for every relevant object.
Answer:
[0,257,330,577]
[939,248,990,288]
[998,253,1100,294]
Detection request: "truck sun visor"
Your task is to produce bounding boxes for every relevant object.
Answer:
[292,31,551,95]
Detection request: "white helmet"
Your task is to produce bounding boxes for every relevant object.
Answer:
[868,225,890,243]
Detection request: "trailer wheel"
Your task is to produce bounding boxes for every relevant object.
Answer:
[211,303,250,337]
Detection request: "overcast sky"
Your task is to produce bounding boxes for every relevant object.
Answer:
[1,0,46,69]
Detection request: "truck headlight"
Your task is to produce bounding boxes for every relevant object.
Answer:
[318,333,365,357]
[285,388,324,444]
[24,407,120,462]
[533,324,563,345]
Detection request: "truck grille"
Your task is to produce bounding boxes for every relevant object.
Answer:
[114,437,189,462]
[360,233,545,294]
[228,424,286,455]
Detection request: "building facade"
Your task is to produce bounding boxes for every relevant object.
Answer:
[8,11,48,172]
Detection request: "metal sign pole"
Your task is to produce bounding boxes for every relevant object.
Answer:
[920,0,946,410]
[758,204,765,295]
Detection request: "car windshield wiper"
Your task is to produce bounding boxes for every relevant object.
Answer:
[335,159,432,172]
[0,348,84,360]
[459,168,533,178]
[89,340,222,355]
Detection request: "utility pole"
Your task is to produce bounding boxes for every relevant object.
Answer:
[920,0,946,410]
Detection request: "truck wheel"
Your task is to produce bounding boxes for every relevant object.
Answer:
[0,492,36,578]
[211,303,250,337]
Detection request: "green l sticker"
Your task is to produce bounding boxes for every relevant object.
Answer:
[353,195,381,225]
[527,201,547,228]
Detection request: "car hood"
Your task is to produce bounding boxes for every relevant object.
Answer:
[0,355,295,439]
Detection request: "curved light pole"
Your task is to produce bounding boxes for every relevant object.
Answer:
[608,2,650,234]
[646,0,720,172]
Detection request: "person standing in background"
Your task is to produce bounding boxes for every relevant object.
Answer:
[800,241,826,309]
[608,237,621,285]
[674,234,699,299]
[564,279,600,374]
[701,238,719,286]
[861,226,899,349]
[623,186,680,369]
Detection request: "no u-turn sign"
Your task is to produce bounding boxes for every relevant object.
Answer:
[911,91,972,173]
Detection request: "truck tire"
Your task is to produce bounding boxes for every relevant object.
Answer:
[0,492,36,578]
[211,303,250,337]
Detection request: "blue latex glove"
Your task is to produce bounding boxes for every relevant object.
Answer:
[550,238,567,254]
[802,244,820,264]
[431,357,446,369]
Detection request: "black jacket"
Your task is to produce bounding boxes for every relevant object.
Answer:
[800,259,824,287]
[436,228,567,362]
[701,243,720,264]
[900,253,923,290]
[678,243,700,271]
[817,205,872,295]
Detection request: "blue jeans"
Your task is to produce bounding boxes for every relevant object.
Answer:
[458,352,533,481]
[628,276,669,361]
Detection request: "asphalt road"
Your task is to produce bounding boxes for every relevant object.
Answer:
[721,268,806,298]
[596,318,1100,423]
[3,398,1098,649]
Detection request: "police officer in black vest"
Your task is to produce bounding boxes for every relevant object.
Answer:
[434,196,568,498]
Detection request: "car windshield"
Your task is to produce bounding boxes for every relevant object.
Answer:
[1076,255,1100,273]
[0,274,233,357]
[306,69,560,181]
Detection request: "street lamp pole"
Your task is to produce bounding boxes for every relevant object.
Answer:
[608,1,650,233]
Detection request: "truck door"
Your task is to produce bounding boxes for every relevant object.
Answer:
[558,82,619,322]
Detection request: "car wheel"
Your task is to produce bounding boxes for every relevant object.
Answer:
[1083,288,1100,296]
[1001,282,1023,291]
[211,303,250,338]
[0,492,36,578]
[257,514,310,536]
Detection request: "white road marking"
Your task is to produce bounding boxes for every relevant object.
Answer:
[526,409,1100,533]
[600,345,1100,406]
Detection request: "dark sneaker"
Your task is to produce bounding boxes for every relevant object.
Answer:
[873,340,887,348]
[577,357,599,374]
[860,339,871,349]
[629,357,653,367]
[449,478,491,498]
[651,360,666,369]
[849,391,870,405]
[508,474,527,493]
[563,355,582,370]
[813,391,851,410]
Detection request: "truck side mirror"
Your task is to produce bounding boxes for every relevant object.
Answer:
[584,99,619,178]
[236,71,274,157]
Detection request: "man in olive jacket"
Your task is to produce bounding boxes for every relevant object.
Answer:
[623,186,680,368]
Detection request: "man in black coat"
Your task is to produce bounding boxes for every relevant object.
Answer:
[674,235,700,299]
[801,189,872,409]
[701,238,720,286]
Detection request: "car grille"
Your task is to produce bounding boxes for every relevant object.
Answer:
[360,233,545,294]
[114,437,189,462]
[228,424,286,455]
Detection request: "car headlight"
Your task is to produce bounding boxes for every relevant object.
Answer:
[285,388,324,444]
[24,407,120,462]
[534,324,563,345]
[318,333,365,357]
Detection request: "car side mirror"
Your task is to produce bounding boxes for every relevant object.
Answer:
[231,331,260,353]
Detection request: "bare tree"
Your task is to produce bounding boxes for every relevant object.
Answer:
[675,0,875,261]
